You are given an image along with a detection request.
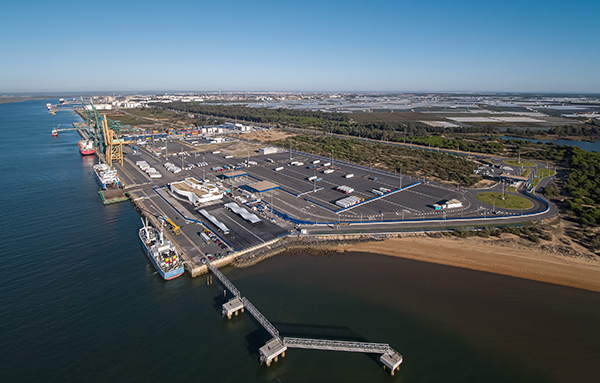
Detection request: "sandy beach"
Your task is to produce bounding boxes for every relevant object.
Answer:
[333,234,600,293]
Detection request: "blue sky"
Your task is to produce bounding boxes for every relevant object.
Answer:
[1,0,598,93]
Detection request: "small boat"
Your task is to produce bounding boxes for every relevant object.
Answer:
[51,129,58,137]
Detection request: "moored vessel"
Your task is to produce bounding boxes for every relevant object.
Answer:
[93,163,121,189]
[51,128,58,137]
[78,140,95,156]
[139,218,184,280]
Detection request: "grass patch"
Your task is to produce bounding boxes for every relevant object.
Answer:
[507,186,517,192]
[504,159,535,167]
[476,192,534,210]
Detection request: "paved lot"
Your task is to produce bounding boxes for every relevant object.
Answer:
[116,138,552,243]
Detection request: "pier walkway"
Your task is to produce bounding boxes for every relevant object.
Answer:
[206,259,402,374]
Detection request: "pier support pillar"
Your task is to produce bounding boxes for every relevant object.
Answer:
[281,352,285,358]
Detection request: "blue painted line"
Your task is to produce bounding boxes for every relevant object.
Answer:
[334,182,421,213]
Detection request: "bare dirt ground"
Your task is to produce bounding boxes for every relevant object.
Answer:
[332,223,600,293]
[468,179,497,188]
[241,130,295,143]
[219,141,267,157]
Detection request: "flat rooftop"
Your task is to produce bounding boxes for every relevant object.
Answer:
[247,180,281,193]
[219,170,248,179]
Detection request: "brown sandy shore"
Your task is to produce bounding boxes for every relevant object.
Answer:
[332,235,600,293]
[0,97,44,104]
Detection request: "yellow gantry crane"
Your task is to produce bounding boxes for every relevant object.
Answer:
[102,115,127,167]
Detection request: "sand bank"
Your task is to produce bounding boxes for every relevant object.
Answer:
[333,235,600,293]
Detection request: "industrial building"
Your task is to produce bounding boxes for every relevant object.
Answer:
[433,198,463,210]
[259,147,279,155]
[169,177,224,205]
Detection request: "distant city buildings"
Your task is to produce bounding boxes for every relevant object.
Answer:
[81,92,599,126]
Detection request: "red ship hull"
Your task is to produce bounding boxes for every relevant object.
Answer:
[78,140,95,156]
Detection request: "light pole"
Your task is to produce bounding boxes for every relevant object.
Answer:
[231,168,234,197]
[399,163,403,189]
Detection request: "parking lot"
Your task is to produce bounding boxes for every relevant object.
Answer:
[123,137,545,230]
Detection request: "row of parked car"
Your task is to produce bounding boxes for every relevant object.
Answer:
[200,228,229,250]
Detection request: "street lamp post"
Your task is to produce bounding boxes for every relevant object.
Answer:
[399,163,403,189]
